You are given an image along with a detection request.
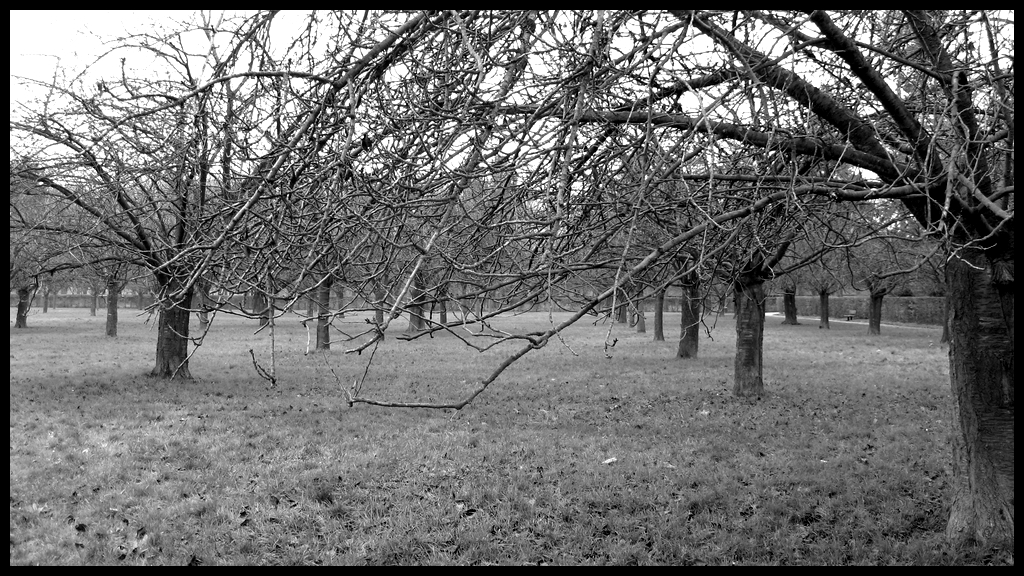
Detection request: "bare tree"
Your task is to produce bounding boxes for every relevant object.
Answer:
[10,10,1013,544]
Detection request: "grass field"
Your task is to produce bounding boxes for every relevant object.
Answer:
[9,306,1009,565]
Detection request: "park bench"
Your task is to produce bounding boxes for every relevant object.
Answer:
[844,310,856,321]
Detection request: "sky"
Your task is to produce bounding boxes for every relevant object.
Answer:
[9,11,196,114]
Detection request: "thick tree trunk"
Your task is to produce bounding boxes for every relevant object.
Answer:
[90,287,99,317]
[818,291,831,330]
[653,288,665,341]
[635,306,646,333]
[42,287,50,313]
[15,287,32,328]
[733,278,765,397]
[407,274,426,333]
[868,291,884,335]
[781,286,800,325]
[944,248,1014,546]
[151,280,193,379]
[677,277,700,359]
[105,277,120,337]
[316,276,332,350]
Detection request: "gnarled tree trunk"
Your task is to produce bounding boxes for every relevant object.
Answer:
[944,247,1014,546]
[868,289,885,335]
[818,290,831,330]
[733,276,766,397]
[151,276,192,379]
[90,285,100,317]
[407,272,427,333]
[15,286,33,328]
[105,275,121,337]
[677,274,700,359]
[781,285,800,325]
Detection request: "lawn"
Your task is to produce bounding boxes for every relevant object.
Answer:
[8,306,1008,565]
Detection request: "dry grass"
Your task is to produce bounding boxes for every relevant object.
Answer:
[8,306,1010,565]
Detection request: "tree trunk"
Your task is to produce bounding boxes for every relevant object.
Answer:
[438,286,448,325]
[868,291,884,335]
[818,290,831,330]
[677,276,700,359]
[90,286,99,317]
[194,280,210,331]
[944,248,1014,546]
[615,289,628,324]
[42,286,50,313]
[407,274,426,333]
[316,276,332,350]
[653,288,665,341]
[374,288,385,326]
[733,278,765,397]
[151,280,193,379]
[105,276,120,337]
[15,287,32,328]
[635,306,646,333]
[781,286,800,325]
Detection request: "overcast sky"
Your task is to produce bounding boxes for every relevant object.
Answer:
[9,11,195,114]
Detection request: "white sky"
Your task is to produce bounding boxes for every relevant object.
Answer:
[10,11,199,114]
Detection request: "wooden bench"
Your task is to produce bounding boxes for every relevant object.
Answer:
[844,310,856,321]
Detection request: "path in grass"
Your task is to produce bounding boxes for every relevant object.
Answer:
[13,307,1003,565]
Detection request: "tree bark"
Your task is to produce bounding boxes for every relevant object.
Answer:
[653,288,665,341]
[944,247,1014,546]
[316,275,332,350]
[868,290,884,335]
[105,276,120,337]
[733,277,765,397]
[15,287,32,328]
[635,305,646,333]
[677,275,700,358]
[151,278,193,379]
[818,290,831,330]
[90,285,100,317]
[615,289,628,324]
[781,286,800,325]
[407,273,426,333]
[196,280,211,330]
[438,285,449,325]
[42,286,50,313]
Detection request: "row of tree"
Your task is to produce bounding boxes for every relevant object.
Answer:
[10,11,1012,545]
